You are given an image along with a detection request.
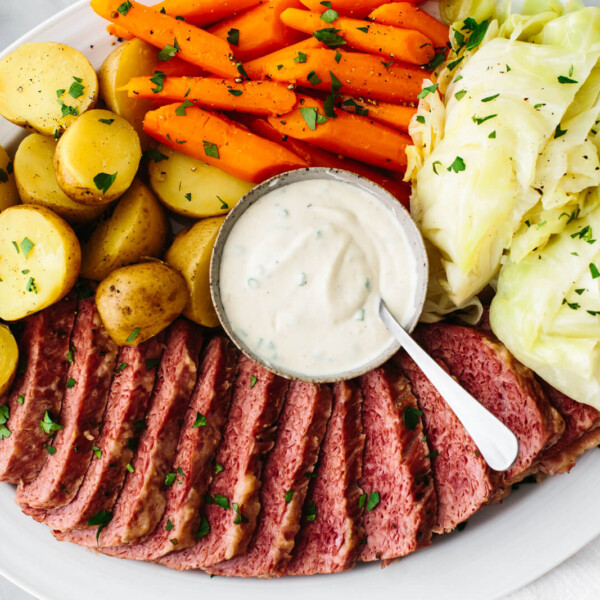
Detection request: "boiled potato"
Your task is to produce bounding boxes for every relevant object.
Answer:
[99,39,157,150]
[80,179,168,281]
[0,42,97,136]
[165,217,225,328]
[0,205,81,321]
[14,134,106,226]
[149,145,254,218]
[0,324,18,397]
[55,109,142,205]
[0,146,19,213]
[96,262,189,346]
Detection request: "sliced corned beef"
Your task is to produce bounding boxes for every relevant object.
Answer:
[536,382,600,476]
[415,323,564,485]
[16,297,118,511]
[208,380,333,577]
[395,352,494,533]
[358,365,436,563]
[161,355,288,570]
[101,337,237,560]
[43,336,165,531]
[56,320,203,547]
[0,293,77,484]
[287,381,365,576]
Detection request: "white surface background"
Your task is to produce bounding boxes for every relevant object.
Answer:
[0,0,599,598]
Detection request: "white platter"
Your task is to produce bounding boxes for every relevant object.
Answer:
[2,2,600,599]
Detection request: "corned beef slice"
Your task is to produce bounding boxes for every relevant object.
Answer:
[359,365,436,563]
[536,381,600,476]
[395,352,494,533]
[101,337,238,561]
[43,336,165,531]
[287,381,365,576]
[56,320,202,547]
[161,355,288,570]
[415,323,564,484]
[16,297,118,511]
[0,293,77,484]
[208,381,333,578]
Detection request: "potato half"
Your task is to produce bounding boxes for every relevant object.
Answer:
[165,217,225,328]
[96,261,189,346]
[99,38,157,150]
[0,42,98,136]
[0,324,18,397]
[0,146,19,213]
[55,109,142,205]
[81,179,168,281]
[149,145,254,219]
[14,134,106,226]
[0,205,81,321]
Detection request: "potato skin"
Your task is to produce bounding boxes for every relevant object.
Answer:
[0,205,81,321]
[149,145,254,218]
[0,145,19,213]
[81,179,168,281]
[0,324,18,397]
[14,134,106,226]
[165,217,225,328]
[0,42,97,136]
[99,39,157,150]
[95,262,189,346]
[55,109,142,205]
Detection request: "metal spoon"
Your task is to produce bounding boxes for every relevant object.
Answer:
[378,299,519,472]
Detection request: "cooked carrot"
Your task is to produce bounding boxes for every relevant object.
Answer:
[245,46,426,104]
[143,104,308,183]
[208,0,307,62]
[370,3,449,50]
[90,0,239,79]
[267,95,409,171]
[124,77,297,115]
[153,0,262,27]
[280,8,433,64]
[246,117,410,205]
[339,96,416,131]
[107,23,134,39]
[298,0,425,19]
[152,57,206,78]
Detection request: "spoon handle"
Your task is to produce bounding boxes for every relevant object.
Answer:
[379,301,519,472]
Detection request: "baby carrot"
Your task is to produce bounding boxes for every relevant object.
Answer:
[340,96,416,132]
[298,0,426,19]
[153,0,262,27]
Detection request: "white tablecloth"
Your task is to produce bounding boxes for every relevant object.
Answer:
[1,0,599,598]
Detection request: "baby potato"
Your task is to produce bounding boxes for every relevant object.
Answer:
[99,39,157,150]
[0,42,97,136]
[0,145,19,213]
[96,262,189,346]
[0,324,18,397]
[148,145,254,219]
[14,134,106,226]
[55,109,142,205]
[80,179,168,281]
[165,217,225,328]
[0,205,81,321]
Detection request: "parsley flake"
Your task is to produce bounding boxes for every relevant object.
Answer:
[40,411,63,435]
[203,141,220,159]
[117,1,132,15]
[295,51,307,63]
[448,156,466,173]
[93,172,118,194]
[403,406,423,430]
[313,28,346,48]
[150,71,166,93]
[366,492,380,512]
[417,83,438,99]
[227,28,239,46]
[158,38,180,62]
[20,237,34,258]
[192,412,207,428]
[284,490,294,503]
[87,509,113,544]
[126,328,141,344]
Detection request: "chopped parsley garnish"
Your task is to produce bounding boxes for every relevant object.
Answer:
[215,463,224,474]
[381,60,393,70]
[342,98,368,116]
[416,115,425,124]
[17,394,24,405]
[455,89,467,100]
[192,412,207,428]
[184,193,192,203]
[304,501,317,522]
[284,490,294,503]
[213,494,230,509]
[447,156,466,173]
[356,26,369,33]
[92,445,102,458]
[335,50,342,63]
[227,28,239,46]
[329,70,342,93]
[481,93,499,102]
[464,18,489,51]
[87,509,113,544]
[417,83,438,99]
[571,225,595,244]
[40,411,63,435]
[56,88,65,98]
[558,75,578,84]
[115,362,128,373]
[68,76,85,99]
[0,404,10,439]
[66,377,76,389]
[25,277,38,294]
[313,28,346,48]
[217,196,229,210]
[426,450,440,459]
[98,118,115,125]
[423,51,446,71]
[232,502,246,524]
[150,70,166,94]
[177,467,184,476]
[165,472,176,487]
[250,375,258,388]
[236,62,250,80]
[196,514,210,539]
[366,492,380,512]
[58,100,79,118]
[203,141,220,159]
[554,124,568,139]
[307,70,322,86]
[228,88,243,97]
[358,493,367,509]
[166,520,174,531]
[93,172,118,194]
[562,299,580,310]
[489,130,496,139]
[447,57,464,71]
[432,160,442,175]
[175,99,194,116]
[320,1,338,23]
[126,463,134,473]
[590,263,600,279]
[158,38,181,62]
[45,445,56,455]
[20,237,35,258]
[295,51,307,63]
[117,1,132,15]
[126,328,141,344]
[143,147,168,163]
[323,93,338,119]
[403,406,423,430]
[472,114,497,125]
[575,288,586,295]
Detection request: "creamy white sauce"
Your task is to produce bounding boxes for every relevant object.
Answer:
[219,178,418,379]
